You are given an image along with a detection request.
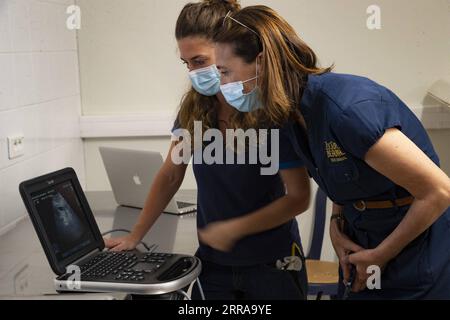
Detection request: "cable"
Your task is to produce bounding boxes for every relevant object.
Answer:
[196,277,206,301]
[101,229,157,252]
[177,290,191,300]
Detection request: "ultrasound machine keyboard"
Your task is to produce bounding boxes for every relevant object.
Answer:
[79,252,172,282]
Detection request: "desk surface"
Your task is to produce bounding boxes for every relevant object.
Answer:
[0,191,198,299]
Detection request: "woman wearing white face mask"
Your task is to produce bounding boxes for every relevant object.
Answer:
[214,6,450,300]
[105,0,312,300]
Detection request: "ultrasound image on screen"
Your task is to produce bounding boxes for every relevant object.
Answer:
[32,181,95,261]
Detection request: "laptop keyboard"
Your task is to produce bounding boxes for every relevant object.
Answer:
[176,201,195,209]
[79,252,172,282]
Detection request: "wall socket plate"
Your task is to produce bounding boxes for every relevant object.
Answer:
[7,135,25,160]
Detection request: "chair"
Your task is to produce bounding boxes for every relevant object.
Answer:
[306,188,340,300]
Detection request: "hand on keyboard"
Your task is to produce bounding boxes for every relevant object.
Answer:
[104,235,140,252]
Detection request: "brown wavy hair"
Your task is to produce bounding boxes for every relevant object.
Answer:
[213,5,334,127]
[175,0,241,138]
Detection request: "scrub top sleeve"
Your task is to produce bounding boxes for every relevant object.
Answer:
[333,99,402,159]
[278,124,305,170]
[170,116,183,139]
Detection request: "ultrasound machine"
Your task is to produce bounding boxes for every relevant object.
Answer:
[19,168,202,299]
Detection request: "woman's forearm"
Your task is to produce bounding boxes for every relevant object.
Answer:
[130,170,184,241]
[231,194,309,239]
[363,128,450,263]
[377,192,450,262]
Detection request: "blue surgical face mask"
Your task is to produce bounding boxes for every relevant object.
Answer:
[220,61,262,113]
[189,64,221,96]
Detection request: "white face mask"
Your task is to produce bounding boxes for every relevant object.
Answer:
[220,60,262,113]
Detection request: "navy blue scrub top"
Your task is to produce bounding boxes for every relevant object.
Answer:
[171,120,304,266]
[289,72,441,203]
[289,72,450,298]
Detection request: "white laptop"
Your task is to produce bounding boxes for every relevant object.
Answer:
[99,147,196,215]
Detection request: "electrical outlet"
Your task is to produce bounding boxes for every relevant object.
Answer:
[7,135,25,160]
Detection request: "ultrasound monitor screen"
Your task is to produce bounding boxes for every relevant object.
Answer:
[31,181,96,261]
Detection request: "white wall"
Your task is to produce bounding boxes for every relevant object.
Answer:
[0,0,85,235]
[429,129,450,175]
[77,0,450,262]
[77,0,450,116]
[76,0,189,116]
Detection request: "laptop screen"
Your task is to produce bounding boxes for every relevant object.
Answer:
[31,180,96,262]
